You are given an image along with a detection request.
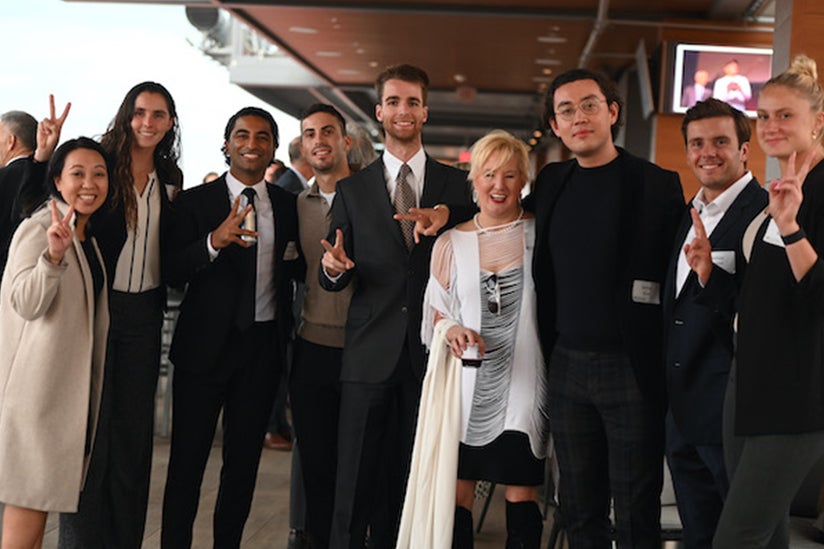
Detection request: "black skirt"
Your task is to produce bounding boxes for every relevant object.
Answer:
[457,430,544,486]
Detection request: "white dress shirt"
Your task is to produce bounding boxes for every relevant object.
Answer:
[208,172,276,322]
[675,171,753,297]
[383,147,427,207]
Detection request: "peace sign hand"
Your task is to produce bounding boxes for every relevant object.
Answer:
[46,199,74,265]
[35,94,72,163]
[769,149,816,235]
[684,208,713,286]
[210,196,256,249]
[320,228,354,277]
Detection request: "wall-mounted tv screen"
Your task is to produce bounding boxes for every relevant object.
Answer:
[671,43,773,117]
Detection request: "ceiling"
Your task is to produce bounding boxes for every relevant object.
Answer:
[70,0,777,157]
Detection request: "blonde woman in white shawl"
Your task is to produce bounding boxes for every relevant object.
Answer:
[421,130,549,548]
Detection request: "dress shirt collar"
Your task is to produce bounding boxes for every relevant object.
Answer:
[4,154,30,167]
[383,147,426,185]
[225,170,267,201]
[692,171,753,215]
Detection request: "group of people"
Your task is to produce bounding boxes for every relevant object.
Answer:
[0,52,823,549]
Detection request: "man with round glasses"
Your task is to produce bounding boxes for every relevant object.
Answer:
[531,68,684,548]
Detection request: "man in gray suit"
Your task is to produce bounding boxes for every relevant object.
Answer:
[276,136,314,194]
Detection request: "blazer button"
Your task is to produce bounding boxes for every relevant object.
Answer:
[401,306,408,313]
[674,319,684,326]
[674,361,681,368]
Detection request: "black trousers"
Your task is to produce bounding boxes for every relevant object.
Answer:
[329,351,421,549]
[60,288,164,549]
[161,321,282,549]
[548,345,664,549]
[289,337,343,549]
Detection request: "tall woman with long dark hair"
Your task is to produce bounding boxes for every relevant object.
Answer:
[32,82,183,548]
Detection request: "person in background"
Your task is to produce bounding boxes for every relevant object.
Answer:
[421,130,549,548]
[345,122,377,172]
[531,68,684,548]
[707,54,824,549]
[203,171,219,183]
[0,109,41,281]
[682,69,712,108]
[277,136,314,194]
[0,137,110,548]
[663,98,767,548]
[712,59,753,113]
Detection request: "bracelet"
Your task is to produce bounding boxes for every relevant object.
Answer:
[781,228,806,246]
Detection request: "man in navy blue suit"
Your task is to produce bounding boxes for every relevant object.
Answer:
[663,98,767,548]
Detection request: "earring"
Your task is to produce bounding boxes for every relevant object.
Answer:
[814,130,819,139]
[471,187,479,204]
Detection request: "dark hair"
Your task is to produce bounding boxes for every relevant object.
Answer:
[299,103,348,136]
[100,81,182,229]
[375,64,430,105]
[222,107,279,166]
[543,68,624,140]
[46,137,113,205]
[0,110,37,152]
[681,98,751,148]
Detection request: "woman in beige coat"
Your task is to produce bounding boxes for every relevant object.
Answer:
[0,137,110,548]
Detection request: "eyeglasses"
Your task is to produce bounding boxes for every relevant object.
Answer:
[485,273,501,315]
[555,98,606,121]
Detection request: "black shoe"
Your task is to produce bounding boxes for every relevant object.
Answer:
[287,528,312,549]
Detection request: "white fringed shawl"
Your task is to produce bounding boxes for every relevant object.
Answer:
[396,318,462,549]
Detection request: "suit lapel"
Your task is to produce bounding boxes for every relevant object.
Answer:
[708,178,763,247]
[420,156,445,208]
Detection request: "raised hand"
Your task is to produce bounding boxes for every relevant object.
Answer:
[445,325,486,359]
[320,228,354,277]
[35,94,71,163]
[683,207,712,286]
[209,196,256,249]
[770,149,816,235]
[46,199,74,265]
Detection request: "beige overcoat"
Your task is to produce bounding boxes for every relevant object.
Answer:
[0,203,108,512]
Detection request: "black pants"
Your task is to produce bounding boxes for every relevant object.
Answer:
[548,345,664,549]
[161,321,282,548]
[329,352,421,549]
[60,289,164,549]
[290,337,343,549]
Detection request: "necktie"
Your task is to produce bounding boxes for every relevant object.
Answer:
[394,163,415,249]
[237,187,257,330]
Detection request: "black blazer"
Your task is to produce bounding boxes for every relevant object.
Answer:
[319,156,473,383]
[0,156,35,280]
[663,178,767,444]
[532,148,684,403]
[167,176,304,374]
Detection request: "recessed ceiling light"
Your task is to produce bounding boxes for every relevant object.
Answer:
[533,130,543,138]
[537,36,567,44]
[339,69,361,76]
[316,51,342,57]
[542,68,553,75]
[289,26,318,34]
[535,58,562,66]
[355,48,365,55]
[453,73,467,83]
[368,61,380,68]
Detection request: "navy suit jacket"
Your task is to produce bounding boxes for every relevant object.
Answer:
[532,148,684,404]
[167,175,304,374]
[319,155,473,383]
[663,178,767,444]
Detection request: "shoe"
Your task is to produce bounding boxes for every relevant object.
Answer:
[287,528,311,549]
[263,431,293,451]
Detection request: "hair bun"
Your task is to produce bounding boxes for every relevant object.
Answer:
[789,54,819,82]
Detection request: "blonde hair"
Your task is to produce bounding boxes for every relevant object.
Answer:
[764,54,824,113]
[468,130,531,183]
